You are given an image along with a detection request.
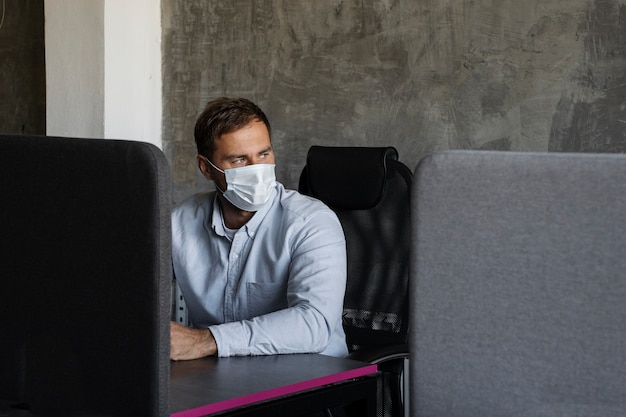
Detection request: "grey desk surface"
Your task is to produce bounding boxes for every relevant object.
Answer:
[170,354,378,416]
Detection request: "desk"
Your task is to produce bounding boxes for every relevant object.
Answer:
[170,354,378,417]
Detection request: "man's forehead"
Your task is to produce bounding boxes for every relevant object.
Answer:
[213,121,271,156]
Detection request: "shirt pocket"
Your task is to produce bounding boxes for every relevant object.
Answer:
[246,281,288,318]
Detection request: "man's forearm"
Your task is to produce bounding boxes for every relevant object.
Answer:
[170,321,217,360]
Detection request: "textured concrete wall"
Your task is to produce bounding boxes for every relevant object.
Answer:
[0,0,45,135]
[163,0,626,203]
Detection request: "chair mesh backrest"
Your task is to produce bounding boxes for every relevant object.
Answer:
[410,150,626,417]
[299,146,412,351]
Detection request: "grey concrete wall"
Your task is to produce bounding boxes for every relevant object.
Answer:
[0,0,45,135]
[162,0,626,203]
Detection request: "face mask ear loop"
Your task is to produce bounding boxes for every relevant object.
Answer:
[201,155,227,194]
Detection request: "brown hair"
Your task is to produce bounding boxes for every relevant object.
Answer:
[194,97,271,158]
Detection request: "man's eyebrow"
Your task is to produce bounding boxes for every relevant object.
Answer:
[222,153,247,160]
[222,147,273,160]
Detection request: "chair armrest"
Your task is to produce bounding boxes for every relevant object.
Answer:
[347,343,409,364]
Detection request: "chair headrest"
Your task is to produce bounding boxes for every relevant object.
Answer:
[301,146,399,210]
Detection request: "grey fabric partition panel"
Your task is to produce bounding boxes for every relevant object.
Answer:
[410,151,626,417]
[0,135,172,417]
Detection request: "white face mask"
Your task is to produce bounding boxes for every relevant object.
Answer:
[205,158,276,212]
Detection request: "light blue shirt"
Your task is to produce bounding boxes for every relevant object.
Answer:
[171,182,348,357]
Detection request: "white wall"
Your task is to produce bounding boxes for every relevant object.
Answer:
[45,0,162,148]
[45,0,105,139]
[104,1,162,145]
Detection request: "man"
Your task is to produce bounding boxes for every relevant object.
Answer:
[170,97,348,359]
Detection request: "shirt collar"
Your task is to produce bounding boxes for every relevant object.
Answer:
[210,184,279,238]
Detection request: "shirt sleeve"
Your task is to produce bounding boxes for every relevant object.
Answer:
[208,209,348,357]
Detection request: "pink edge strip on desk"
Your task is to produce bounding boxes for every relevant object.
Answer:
[171,363,378,417]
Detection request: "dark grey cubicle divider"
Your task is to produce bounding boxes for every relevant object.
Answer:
[0,135,172,417]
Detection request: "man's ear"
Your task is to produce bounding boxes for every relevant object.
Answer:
[197,155,213,180]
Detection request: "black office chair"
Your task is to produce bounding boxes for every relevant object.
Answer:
[299,146,412,417]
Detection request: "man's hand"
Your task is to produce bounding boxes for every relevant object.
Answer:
[170,321,218,360]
